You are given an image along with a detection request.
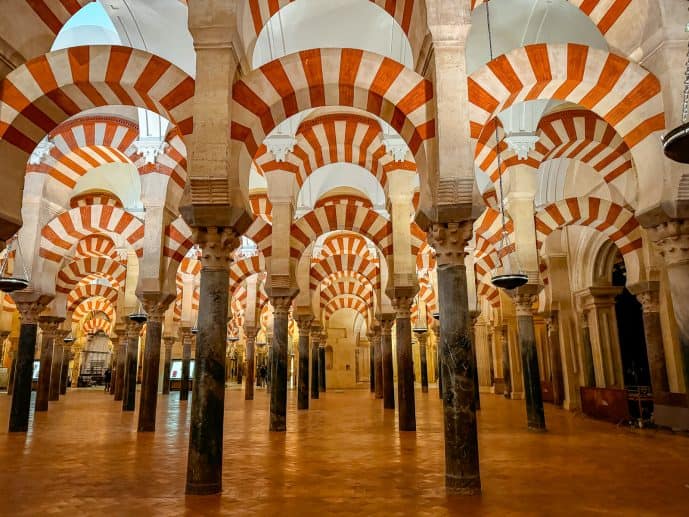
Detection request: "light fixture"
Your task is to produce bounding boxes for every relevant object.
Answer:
[486,3,528,292]
[0,236,30,293]
[128,303,147,324]
[63,333,75,344]
[432,312,440,321]
[662,22,689,163]
[228,336,239,343]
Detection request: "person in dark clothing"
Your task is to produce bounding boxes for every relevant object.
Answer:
[103,368,112,392]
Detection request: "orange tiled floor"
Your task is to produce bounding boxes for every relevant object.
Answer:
[0,387,688,516]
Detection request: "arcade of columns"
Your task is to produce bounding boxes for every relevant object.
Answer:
[0,0,687,498]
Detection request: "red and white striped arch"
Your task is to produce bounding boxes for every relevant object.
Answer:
[254,113,416,189]
[40,205,144,262]
[0,46,194,220]
[310,254,381,292]
[231,48,434,175]
[468,44,664,157]
[1,294,16,315]
[163,217,194,264]
[470,1,636,42]
[249,193,273,222]
[56,256,127,293]
[535,197,642,255]
[416,243,436,272]
[323,295,370,322]
[81,317,112,336]
[67,283,118,313]
[320,278,374,308]
[72,297,115,324]
[476,110,634,185]
[230,254,267,292]
[245,218,273,257]
[74,234,119,260]
[290,205,393,261]
[314,194,374,211]
[318,232,377,261]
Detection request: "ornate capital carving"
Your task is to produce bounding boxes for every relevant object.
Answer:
[163,336,176,349]
[512,293,537,317]
[649,219,689,267]
[427,221,473,266]
[194,227,240,271]
[140,295,174,324]
[636,289,660,313]
[270,296,294,319]
[38,316,64,337]
[125,320,142,339]
[379,315,395,335]
[391,295,414,319]
[14,301,48,325]
[244,326,258,341]
[415,331,428,347]
[295,315,313,335]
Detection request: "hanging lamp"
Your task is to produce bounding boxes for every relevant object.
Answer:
[0,236,30,293]
[128,302,148,324]
[485,3,528,291]
[63,333,75,344]
[662,21,689,163]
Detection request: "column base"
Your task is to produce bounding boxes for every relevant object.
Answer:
[185,482,222,496]
[446,476,481,496]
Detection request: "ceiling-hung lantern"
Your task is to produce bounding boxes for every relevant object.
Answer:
[0,236,30,293]
[128,303,148,325]
[485,3,528,291]
[663,19,689,163]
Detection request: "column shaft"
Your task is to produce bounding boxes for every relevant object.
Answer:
[9,322,38,432]
[245,332,256,400]
[515,296,546,431]
[114,344,126,401]
[394,299,416,431]
[374,332,383,399]
[319,346,326,392]
[311,332,320,399]
[122,327,140,412]
[420,340,429,393]
[162,340,173,395]
[60,347,70,395]
[35,332,54,412]
[49,343,63,401]
[270,302,290,431]
[296,319,311,410]
[138,313,164,432]
[369,343,375,392]
[381,320,395,409]
[180,336,192,401]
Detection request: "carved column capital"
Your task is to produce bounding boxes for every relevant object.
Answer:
[180,326,193,345]
[295,315,313,336]
[243,326,258,341]
[270,295,294,319]
[415,331,428,347]
[125,319,143,339]
[636,289,660,314]
[391,295,415,319]
[163,336,176,350]
[14,300,49,325]
[512,293,537,317]
[194,227,240,271]
[427,221,473,266]
[378,314,395,335]
[649,219,689,266]
[139,294,174,324]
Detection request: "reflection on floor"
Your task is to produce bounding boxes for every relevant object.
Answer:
[0,388,688,516]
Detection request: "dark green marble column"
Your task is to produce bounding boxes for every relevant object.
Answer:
[9,300,46,433]
[428,222,481,494]
[310,325,321,399]
[161,336,174,395]
[122,321,141,412]
[186,228,236,495]
[514,292,546,431]
[392,294,416,431]
[138,300,169,432]
[295,315,312,410]
[36,317,62,412]
[269,297,293,431]
[180,328,193,401]
[380,316,395,409]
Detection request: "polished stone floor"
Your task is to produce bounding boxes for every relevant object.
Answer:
[0,387,688,516]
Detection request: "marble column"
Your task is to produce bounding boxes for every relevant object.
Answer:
[513,291,546,431]
[60,344,71,395]
[244,327,257,400]
[108,335,119,396]
[319,330,327,392]
[545,312,564,406]
[122,321,142,412]
[49,329,68,401]
[9,299,47,432]
[580,309,596,387]
[269,296,293,431]
[35,316,62,412]
[417,331,429,393]
[295,315,312,410]
[369,336,375,393]
[372,324,383,399]
[179,327,193,401]
[432,323,442,399]
[138,301,169,432]
[162,336,174,395]
[310,324,321,399]
[392,294,416,431]
[500,325,512,399]
[469,311,481,410]
[7,337,18,396]
[0,331,8,370]
[113,337,126,401]
[380,315,395,409]
[427,222,481,494]
[649,220,689,405]
[630,282,670,402]
[186,228,237,495]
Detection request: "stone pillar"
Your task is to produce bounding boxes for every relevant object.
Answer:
[513,291,546,431]
[108,335,118,396]
[310,324,321,399]
[185,227,238,495]
[372,324,383,399]
[49,329,67,402]
[427,222,481,494]
[630,282,670,402]
[0,331,8,368]
[545,312,564,406]
[269,296,294,431]
[369,334,375,393]
[579,308,596,387]
[380,315,395,409]
[432,323,442,399]
[319,336,327,393]
[113,335,126,401]
[469,311,481,410]
[9,299,47,432]
[60,344,71,395]
[295,315,312,410]
[122,320,142,412]
[648,220,689,406]
[138,300,169,432]
[244,326,257,400]
[417,331,429,393]
[162,336,174,395]
[7,337,18,396]
[391,293,416,431]
[179,327,193,401]
[35,316,62,412]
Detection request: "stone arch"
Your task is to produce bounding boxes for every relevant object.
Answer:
[67,283,119,313]
[56,257,127,293]
[323,294,370,322]
[72,296,115,324]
